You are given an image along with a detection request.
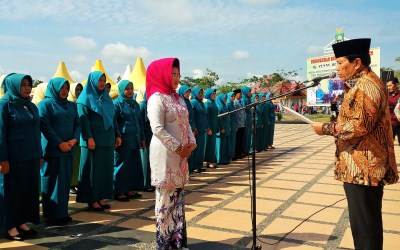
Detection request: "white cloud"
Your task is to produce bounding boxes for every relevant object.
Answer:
[240,0,282,5]
[140,0,196,25]
[101,43,152,65]
[73,55,88,63]
[233,50,250,59]
[69,71,84,82]
[64,36,97,51]
[307,45,324,55]
[192,69,204,79]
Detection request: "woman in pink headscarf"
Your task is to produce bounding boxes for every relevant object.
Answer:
[146,58,196,250]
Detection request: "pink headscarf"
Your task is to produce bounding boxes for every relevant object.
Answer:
[146,57,180,100]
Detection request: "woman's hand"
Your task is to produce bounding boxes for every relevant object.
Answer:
[180,143,197,159]
[207,128,212,135]
[67,139,78,148]
[0,161,9,174]
[179,145,192,159]
[115,137,122,148]
[220,129,225,134]
[193,128,198,137]
[186,142,197,151]
[58,142,72,152]
[141,141,146,149]
[87,138,96,150]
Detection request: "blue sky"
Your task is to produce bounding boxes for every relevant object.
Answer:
[1,0,399,83]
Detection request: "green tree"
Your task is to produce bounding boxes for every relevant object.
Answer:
[180,68,219,90]
[33,79,43,88]
[259,68,302,91]
[381,57,400,79]
[217,82,246,94]
[198,68,219,89]
[180,76,199,88]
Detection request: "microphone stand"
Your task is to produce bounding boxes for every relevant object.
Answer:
[218,80,321,250]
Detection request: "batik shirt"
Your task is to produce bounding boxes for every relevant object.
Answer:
[234,99,246,128]
[148,93,196,189]
[322,70,398,186]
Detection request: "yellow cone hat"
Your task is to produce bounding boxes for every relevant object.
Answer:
[93,59,117,85]
[53,61,75,83]
[82,60,118,99]
[0,74,6,98]
[129,58,146,91]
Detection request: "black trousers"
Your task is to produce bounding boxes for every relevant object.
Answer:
[343,183,384,250]
[235,127,245,158]
[391,125,400,145]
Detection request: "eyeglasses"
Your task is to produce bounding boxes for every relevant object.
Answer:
[172,73,181,78]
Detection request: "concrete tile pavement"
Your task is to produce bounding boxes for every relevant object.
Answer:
[1,124,399,249]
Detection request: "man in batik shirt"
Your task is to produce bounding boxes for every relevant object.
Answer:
[312,38,398,250]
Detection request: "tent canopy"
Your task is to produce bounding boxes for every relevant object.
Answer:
[53,61,75,83]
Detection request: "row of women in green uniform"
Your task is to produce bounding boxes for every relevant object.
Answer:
[0,71,275,234]
[0,71,153,234]
[177,85,276,174]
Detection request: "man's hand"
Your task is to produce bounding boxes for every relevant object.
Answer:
[311,122,324,135]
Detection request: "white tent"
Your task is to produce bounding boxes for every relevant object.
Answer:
[121,64,133,81]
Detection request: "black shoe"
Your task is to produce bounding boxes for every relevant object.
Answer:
[100,204,111,209]
[114,195,130,202]
[17,227,37,236]
[69,187,78,194]
[88,203,104,211]
[5,232,24,241]
[125,192,142,199]
[144,186,155,192]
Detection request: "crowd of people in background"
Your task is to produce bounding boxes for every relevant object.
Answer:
[0,67,276,243]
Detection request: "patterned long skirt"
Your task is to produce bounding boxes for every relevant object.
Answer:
[155,187,187,250]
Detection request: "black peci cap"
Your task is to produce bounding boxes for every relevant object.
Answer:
[332,38,371,58]
[233,89,241,94]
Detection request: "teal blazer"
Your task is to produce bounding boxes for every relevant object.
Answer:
[38,99,81,157]
[0,101,41,162]
[114,98,144,150]
[78,104,120,147]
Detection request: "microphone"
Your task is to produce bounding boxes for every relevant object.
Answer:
[307,72,337,83]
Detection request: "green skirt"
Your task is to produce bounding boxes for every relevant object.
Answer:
[76,147,114,203]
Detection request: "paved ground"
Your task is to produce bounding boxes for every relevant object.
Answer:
[1,123,400,250]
